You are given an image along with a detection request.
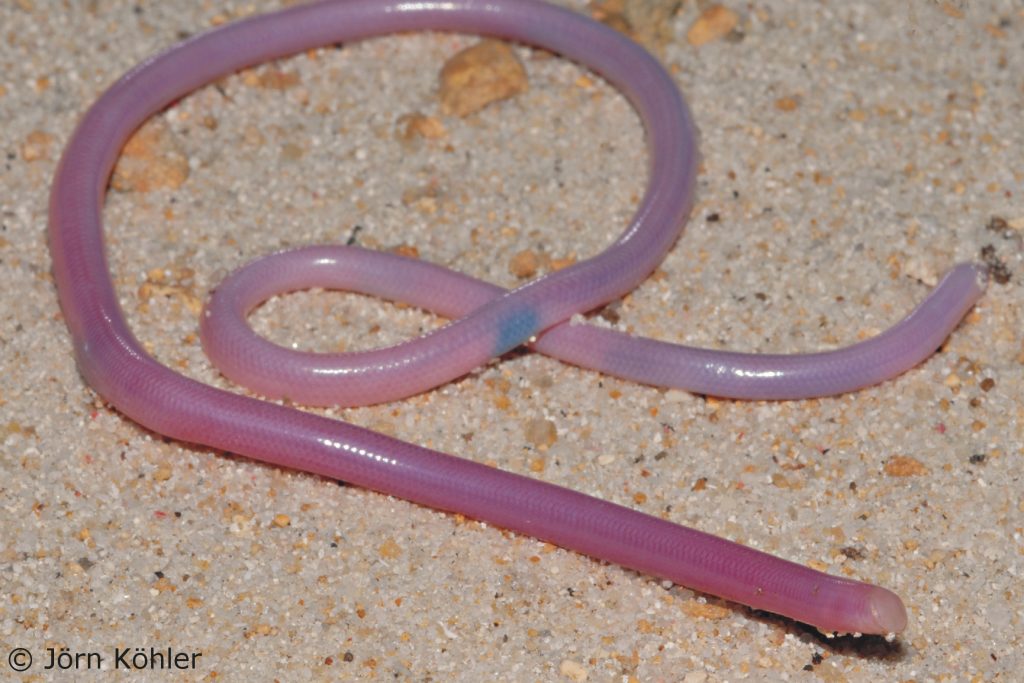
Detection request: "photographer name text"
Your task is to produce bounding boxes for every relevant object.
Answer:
[43,646,202,671]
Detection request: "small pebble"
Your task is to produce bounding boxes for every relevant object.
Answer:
[439,40,528,117]
[509,249,541,279]
[21,129,54,161]
[884,455,928,477]
[559,659,588,682]
[681,599,731,620]
[396,112,447,141]
[589,0,680,53]
[774,96,799,111]
[111,118,189,192]
[686,5,739,47]
[389,244,421,260]
[378,537,402,559]
[524,418,557,448]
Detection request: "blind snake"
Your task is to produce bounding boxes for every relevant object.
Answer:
[49,0,988,636]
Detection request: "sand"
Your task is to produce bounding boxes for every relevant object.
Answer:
[1,0,1021,680]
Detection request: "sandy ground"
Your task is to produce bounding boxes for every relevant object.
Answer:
[2,0,1021,680]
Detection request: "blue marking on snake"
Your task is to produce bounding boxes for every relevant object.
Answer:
[494,307,540,356]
